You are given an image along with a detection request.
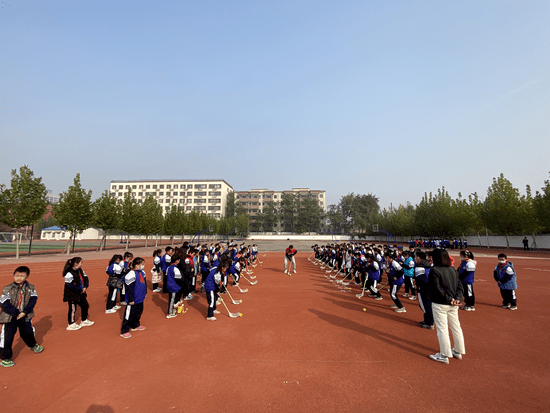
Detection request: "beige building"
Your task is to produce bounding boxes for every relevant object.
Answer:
[109,179,233,218]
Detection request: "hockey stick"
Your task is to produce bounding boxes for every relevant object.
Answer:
[229,274,248,293]
[241,273,258,285]
[224,285,242,305]
[356,275,369,298]
[217,294,242,318]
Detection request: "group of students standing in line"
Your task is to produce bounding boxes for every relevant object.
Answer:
[313,242,518,364]
[61,241,259,339]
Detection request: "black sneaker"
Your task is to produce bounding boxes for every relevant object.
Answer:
[419,322,434,330]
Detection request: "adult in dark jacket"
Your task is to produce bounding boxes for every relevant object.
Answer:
[427,249,465,364]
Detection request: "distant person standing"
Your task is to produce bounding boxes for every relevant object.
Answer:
[493,253,517,310]
[522,237,529,251]
[284,245,297,274]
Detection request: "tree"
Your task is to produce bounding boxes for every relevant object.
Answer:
[164,205,186,244]
[119,188,140,249]
[92,191,121,251]
[296,196,325,233]
[260,201,278,232]
[481,174,523,248]
[236,213,249,237]
[279,193,298,232]
[139,195,164,247]
[534,173,550,233]
[0,165,48,258]
[53,173,93,254]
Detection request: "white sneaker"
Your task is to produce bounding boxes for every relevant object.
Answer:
[153,288,161,293]
[403,293,409,298]
[429,353,449,364]
[451,349,463,360]
[121,302,127,306]
[80,320,94,327]
[105,309,117,314]
[113,305,121,310]
[293,270,296,273]
[214,310,221,315]
[67,323,82,331]
[509,306,517,311]
[207,316,217,321]
[408,295,417,300]
[166,313,177,319]
[394,307,407,313]
[183,294,193,300]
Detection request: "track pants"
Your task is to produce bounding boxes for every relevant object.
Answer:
[418,288,434,325]
[0,319,37,360]
[206,290,216,318]
[121,302,144,334]
[106,286,118,310]
[367,279,382,298]
[404,277,416,296]
[284,256,296,272]
[432,302,465,358]
[67,295,89,324]
[168,292,179,315]
[390,284,404,309]
[500,289,516,307]
[462,283,475,307]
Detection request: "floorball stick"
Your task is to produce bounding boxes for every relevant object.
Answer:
[224,286,242,305]
[217,294,242,318]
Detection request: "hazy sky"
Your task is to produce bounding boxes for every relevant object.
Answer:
[1,0,549,209]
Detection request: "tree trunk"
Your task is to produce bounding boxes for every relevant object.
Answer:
[28,225,34,257]
[476,232,481,247]
[145,234,148,248]
[155,234,158,247]
[531,233,537,250]
[126,235,129,250]
[505,234,510,249]
[97,234,107,251]
[72,231,77,253]
[170,235,174,244]
[15,231,20,260]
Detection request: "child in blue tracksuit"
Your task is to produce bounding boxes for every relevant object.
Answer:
[385,252,406,313]
[106,254,123,313]
[402,251,416,300]
[0,266,43,367]
[204,260,230,321]
[414,251,434,329]
[166,256,182,318]
[494,253,517,310]
[458,250,476,311]
[120,258,147,338]
[161,247,174,294]
[366,254,382,300]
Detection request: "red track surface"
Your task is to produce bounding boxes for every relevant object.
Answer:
[0,250,549,412]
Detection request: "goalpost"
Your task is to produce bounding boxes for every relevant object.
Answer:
[0,232,29,260]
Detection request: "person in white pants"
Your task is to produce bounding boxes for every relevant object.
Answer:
[428,249,465,364]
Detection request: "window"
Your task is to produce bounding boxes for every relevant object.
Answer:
[111,186,116,190]
[118,192,122,197]
[151,192,157,196]
[208,184,221,189]
[165,206,170,211]
[159,185,164,189]
[138,192,143,196]
[159,192,164,196]
[139,185,143,189]
[209,191,221,196]
[132,185,136,189]
[186,206,192,210]
[179,199,185,203]
[274,195,278,199]
[118,185,123,189]
[174,184,178,189]
[180,192,185,196]
[194,206,206,211]
[208,206,221,211]
[187,199,192,203]
[138,199,142,203]
[195,184,207,189]
[125,185,130,189]
[146,185,150,189]
[320,194,323,198]
[187,191,192,196]
[195,199,206,204]
[208,199,221,204]
[173,199,178,203]
[195,191,207,196]
[167,184,171,189]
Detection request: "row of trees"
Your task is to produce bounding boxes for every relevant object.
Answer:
[0,167,250,256]
[373,173,550,248]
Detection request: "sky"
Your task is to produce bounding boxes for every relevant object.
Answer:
[1,0,549,209]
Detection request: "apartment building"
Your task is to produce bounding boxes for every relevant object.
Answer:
[235,188,326,231]
[109,179,233,218]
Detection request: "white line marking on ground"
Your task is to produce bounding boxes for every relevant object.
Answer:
[242,359,387,363]
[525,268,550,272]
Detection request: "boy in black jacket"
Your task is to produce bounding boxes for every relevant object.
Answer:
[0,266,43,367]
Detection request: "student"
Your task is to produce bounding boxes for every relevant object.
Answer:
[414,251,434,329]
[204,260,229,321]
[0,266,43,368]
[458,250,476,311]
[118,252,133,305]
[284,245,297,274]
[493,253,517,310]
[385,251,406,313]
[166,256,183,318]
[105,254,123,313]
[120,258,147,338]
[161,247,174,294]
[63,257,94,330]
[402,251,416,300]
[152,249,162,293]
[365,254,383,300]
[229,257,245,285]
[428,249,465,364]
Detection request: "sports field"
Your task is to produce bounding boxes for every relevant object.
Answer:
[0,246,549,412]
